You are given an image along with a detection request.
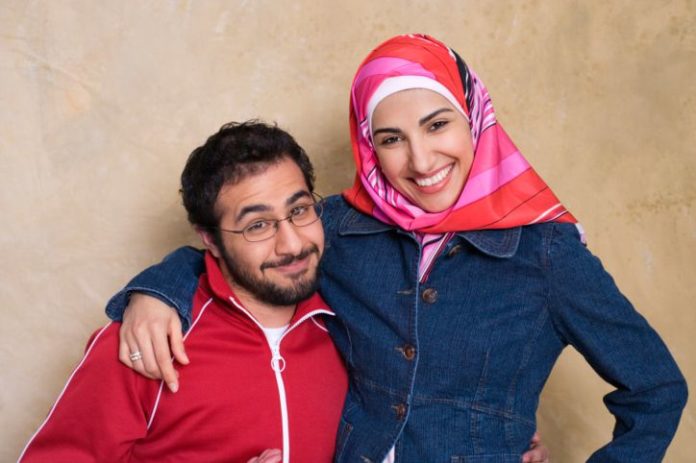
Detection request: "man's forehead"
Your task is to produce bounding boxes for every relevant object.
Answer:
[216,159,311,222]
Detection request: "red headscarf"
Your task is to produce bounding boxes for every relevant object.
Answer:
[342,35,580,279]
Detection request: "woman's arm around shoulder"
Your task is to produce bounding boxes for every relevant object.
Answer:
[104,246,205,392]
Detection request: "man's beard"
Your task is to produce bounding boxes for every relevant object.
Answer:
[218,243,320,306]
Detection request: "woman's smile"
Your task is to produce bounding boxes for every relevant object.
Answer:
[412,163,454,188]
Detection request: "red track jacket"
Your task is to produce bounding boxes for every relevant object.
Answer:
[19,253,348,462]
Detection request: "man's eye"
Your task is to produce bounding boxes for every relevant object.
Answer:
[245,220,272,234]
[290,205,311,217]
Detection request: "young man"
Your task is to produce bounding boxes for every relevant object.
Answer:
[19,121,347,463]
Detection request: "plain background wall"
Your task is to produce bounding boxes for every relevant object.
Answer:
[1,1,694,461]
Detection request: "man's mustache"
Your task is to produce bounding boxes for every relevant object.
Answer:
[260,244,320,270]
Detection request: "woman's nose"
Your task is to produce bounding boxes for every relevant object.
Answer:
[408,138,437,173]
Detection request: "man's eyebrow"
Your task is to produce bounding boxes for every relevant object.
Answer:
[235,190,312,222]
[236,204,272,223]
[418,108,453,126]
[286,190,312,206]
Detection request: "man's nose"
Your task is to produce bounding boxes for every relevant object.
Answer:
[273,220,303,256]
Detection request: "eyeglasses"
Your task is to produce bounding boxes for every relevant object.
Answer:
[217,193,324,242]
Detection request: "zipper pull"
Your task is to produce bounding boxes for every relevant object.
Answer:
[270,343,286,373]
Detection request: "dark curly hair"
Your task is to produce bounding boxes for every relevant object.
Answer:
[180,120,315,230]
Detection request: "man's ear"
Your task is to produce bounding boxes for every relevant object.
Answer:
[196,227,222,258]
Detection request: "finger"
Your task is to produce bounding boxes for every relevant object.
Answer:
[122,329,157,380]
[118,324,134,368]
[530,431,541,446]
[259,449,282,463]
[168,317,189,365]
[521,446,549,463]
[152,327,179,393]
[133,326,164,380]
[246,449,281,463]
[264,454,282,463]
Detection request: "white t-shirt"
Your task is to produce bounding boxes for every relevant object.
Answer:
[262,325,288,346]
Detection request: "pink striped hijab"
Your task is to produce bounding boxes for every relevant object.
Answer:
[342,34,580,281]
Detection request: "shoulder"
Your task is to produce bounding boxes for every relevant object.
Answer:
[498,223,587,275]
[546,222,591,262]
[83,322,121,357]
[515,222,584,256]
[519,222,581,244]
[69,322,141,387]
[321,194,353,235]
[542,222,619,294]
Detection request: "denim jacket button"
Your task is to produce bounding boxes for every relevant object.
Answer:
[392,403,407,420]
[421,288,438,304]
[402,344,416,360]
[447,244,464,257]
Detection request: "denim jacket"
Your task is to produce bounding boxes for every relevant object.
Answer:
[106,194,687,463]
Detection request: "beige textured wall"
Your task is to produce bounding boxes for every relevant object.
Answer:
[1,1,694,461]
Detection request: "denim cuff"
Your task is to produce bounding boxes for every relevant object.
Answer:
[105,286,192,332]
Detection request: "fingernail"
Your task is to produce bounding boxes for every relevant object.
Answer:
[168,382,179,393]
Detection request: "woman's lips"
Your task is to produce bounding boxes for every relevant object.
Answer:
[412,164,454,191]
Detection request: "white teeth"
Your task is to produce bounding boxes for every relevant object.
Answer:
[414,165,453,187]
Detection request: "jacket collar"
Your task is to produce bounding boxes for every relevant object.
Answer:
[338,207,521,259]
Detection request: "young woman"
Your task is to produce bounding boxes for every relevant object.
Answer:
[106,35,686,462]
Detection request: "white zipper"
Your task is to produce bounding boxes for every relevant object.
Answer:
[228,296,333,463]
[269,341,290,463]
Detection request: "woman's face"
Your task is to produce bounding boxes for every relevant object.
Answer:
[371,89,474,212]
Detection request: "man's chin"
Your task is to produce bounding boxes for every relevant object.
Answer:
[277,277,318,298]
[255,272,319,306]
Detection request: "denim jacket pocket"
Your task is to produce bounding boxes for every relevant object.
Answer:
[470,403,535,455]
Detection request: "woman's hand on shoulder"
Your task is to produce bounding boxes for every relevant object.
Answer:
[118,293,189,392]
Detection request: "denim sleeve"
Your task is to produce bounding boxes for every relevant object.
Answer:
[546,223,687,462]
[104,246,205,332]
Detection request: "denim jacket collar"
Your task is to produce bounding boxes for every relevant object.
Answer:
[337,207,521,258]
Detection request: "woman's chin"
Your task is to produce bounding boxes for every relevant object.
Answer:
[408,195,458,213]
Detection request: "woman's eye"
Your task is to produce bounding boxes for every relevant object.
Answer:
[379,135,401,146]
[429,120,448,131]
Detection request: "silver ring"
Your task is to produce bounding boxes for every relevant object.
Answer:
[129,351,143,362]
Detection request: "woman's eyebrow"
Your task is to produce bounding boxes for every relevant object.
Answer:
[372,127,401,137]
[418,108,452,126]
[372,108,453,137]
